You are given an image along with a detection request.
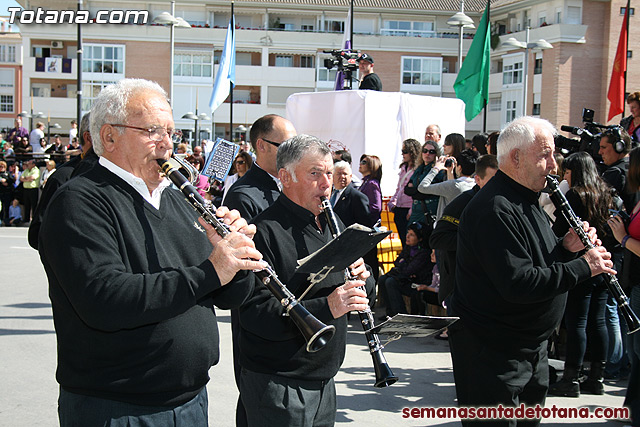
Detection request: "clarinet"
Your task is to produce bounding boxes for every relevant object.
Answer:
[158,157,336,352]
[545,175,640,334]
[320,196,398,387]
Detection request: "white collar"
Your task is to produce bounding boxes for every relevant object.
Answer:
[99,157,170,210]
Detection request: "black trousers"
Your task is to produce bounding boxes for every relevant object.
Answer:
[449,320,548,427]
[22,187,38,223]
[239,368,336,427]
[58,386,208,427]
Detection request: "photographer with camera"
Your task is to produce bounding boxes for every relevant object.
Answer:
[599,127,636,213]
[620,92,640,142]
[357,53,382,91]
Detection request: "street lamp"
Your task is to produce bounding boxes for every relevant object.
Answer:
[47,122,61,145]
[181,111,211,148]
[502,27,553,116]
[447,0,475,73]
[153,3,191,107]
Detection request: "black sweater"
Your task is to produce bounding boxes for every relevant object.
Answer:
[238,194,375,380]
[451,170,591,348]
[39,163,252,406]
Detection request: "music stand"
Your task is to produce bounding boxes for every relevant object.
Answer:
[368,314,459,339]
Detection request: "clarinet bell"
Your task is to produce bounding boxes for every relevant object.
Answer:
[288,303,336,353]
[373,349,398,387]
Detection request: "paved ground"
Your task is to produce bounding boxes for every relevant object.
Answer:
[0,226,632,426]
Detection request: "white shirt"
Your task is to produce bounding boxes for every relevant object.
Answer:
[29,128,45,153]
[99,157,171,210]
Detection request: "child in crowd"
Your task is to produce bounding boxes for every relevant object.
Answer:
[4,198,22,226]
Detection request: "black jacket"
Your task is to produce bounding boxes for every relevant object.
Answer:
[223,163,279,220]
[429,186,479,304]
[451,170,592,347]
[237,194,375,380]
[333,183,372,227]
[359,73,382,91]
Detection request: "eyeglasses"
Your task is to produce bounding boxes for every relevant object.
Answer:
[235,160,246,165]
[261,138,282,148]
[423,148,437,154]
[109,124,179,143]
[401,149,410,154]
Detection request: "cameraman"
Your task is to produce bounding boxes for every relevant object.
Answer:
[599,127,637,213]
[357,53,382,91]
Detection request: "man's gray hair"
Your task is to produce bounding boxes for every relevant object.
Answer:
[277,134,331,182]
[497,116,556,165]
[428,124,441,136]
[90,79,167,156]
[333,160,351,173]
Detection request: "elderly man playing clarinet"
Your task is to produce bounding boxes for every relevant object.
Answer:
[449,116,616,426]
[38,78,265,426]
[235,134,375,427]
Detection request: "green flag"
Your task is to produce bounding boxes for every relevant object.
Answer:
[454,3,491,122]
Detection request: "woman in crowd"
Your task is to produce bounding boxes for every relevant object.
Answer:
[223,151,253,201]
[549,152,615,398]
[377,222,432,318]
[0,160,15,223]
[621,92,640,142]
[609,146,640,425]
[404,141,445,228]
[359,154,383,226]
[486,131,499,155]
[388,139,421,246]
[185,154,210,198]
[442,133,465,177]
[359,154,383,279]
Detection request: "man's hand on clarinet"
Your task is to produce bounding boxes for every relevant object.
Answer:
[582,246,616,277]
[562,221,600,252]
[328,280,369,319]
[199,208,264,286]
[347,257,370,282]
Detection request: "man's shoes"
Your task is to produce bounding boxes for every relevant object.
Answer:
[580,378,605,395]
[549,378,580,397]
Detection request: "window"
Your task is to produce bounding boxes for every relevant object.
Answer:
[82,80,113,112]
[301,56,314,68]
[275,55,293,67]
[566,7,581,24]
[506,100,517,122]
[83,44,124,74]
[621,7,635,15]
[317,67,337,83]
[401,57,442,90]
[489,97,502,111]
[556,11,562,24]
[0,45,16,62]
[0,95,13,113]
[503,62,523,85]
[532,103,541,115]
[534,58,542,74]
[174,52,213,77]
[324,20,344,32]
[301,25,314,31]
[628,51,633,58]
[382,20,434,37]
[32,46,50,58]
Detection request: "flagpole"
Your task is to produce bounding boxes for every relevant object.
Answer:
[229,1,234,141]
[485,0,489,132]
[623,0,630,117]
[349,0,354,50]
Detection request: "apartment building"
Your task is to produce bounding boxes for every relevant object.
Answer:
[0,17,23,131]
[11,0,636,142]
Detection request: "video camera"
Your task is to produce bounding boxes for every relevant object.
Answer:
[323,49,361,73]
[557,108,619,157]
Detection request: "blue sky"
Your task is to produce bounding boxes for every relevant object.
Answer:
[2,0,21,31]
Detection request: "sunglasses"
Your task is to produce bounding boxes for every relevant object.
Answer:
[401,149,410,154]
[360,160,368,165]
[235,160,246,165]
[423,149,437,154]
[261,138,282,147]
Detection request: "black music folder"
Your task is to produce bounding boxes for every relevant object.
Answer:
[296,223,390,275]
[368,314,459,338]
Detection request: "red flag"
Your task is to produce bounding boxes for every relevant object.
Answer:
[607,3,629,121]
